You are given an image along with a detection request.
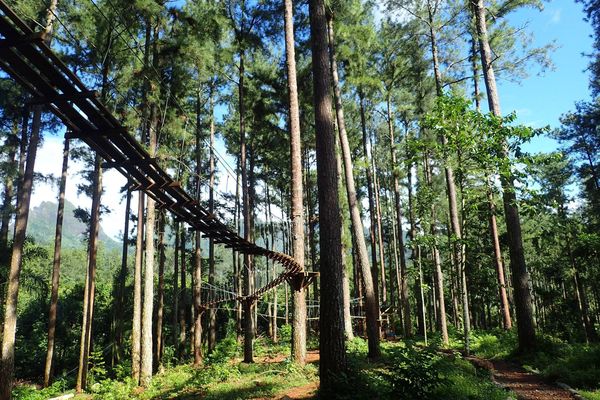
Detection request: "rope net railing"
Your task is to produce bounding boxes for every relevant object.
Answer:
[0,0,308,307]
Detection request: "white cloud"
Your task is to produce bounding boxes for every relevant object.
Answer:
[549,9,561,25]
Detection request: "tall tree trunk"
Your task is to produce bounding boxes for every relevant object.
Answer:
[388,103,411,337]
[140,77,160,385]
[76,155,102,392]
[359,92,381,305]
[133,17,152,382]
[427,0,469,351]
[372,151,387,313]
[0,124,18,257]
[179,228,187,359]
[132,193,144,381]
[487,182,512,329]
[239,49,255,363]
[172,223,179,348]
[248,149,257,353]
[43,138,69,387]
[155,211,166,369]
[284,0,307,364]
[309,0,347,388]
[140,165,155,386]
[328,15,380,359]
[112,188,131,366]
[472,0,536,350]
[192,91,203,367]
[207,91,217,354]
[193,229,202,366]
[423,153,449,345]
[336,138,354,340]
[265,184,279,342]
[234,159,242,341]
[406,142,426,337]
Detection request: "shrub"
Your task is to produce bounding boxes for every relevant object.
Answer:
[387,345,446,400]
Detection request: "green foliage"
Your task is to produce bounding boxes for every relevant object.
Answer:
[470,330,518,359]
[387,345,446,399]
[278,324,292,343]
[433,356,514,400]
[88,348,109,387]
[13,380,72,400]
[325,340,511,400]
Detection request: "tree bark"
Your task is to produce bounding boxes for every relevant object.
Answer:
[359,93,382,305]
[472,0,536,350]
[140,91,159,386]
[0,125,17,257]
[487,183,512,329]
[406,142,427,338]
[336,138,354,341]
[193,230,203,366]
[192,91,203,368]
[208,89,216,354]
[424,153,449,345]
[239,51,255,363]
[155,211,166,369]
[76,155,102,392]
[179,228,187,360]
[309,0,347,388]
[284,0,307,365]
[172,223,179,348]
[328,15,380,359]
[132,193,144,381]
[0,107,39,399]
[44,138,69,387]
[112,187,131,367]
[388,104,411,337]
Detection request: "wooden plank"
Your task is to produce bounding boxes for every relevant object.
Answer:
[0,31,45,49]
[27,89,97,105]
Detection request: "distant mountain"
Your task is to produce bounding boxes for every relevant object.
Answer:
[23,200,120,250]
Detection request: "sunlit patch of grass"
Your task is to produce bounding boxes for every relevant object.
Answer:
[580,389,600,400]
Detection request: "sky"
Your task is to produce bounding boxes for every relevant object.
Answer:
[28,1,595,240]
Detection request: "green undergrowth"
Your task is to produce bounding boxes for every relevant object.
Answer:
[455,329,600,395]
[14,332,318,400]
[324,338,514,400]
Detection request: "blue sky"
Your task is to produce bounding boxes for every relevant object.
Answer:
[497,2,594,153]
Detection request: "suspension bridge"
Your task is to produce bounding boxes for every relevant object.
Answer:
[0,0,317,308]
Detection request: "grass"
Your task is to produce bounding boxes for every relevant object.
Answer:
[14,333,318,400]
[15,333,513,400]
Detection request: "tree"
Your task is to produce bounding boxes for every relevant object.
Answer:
[555,101,600,223]
[43,138,69,387]
[0,3,56,397]
[284,0,308,365]
[309,0,347,389]
[472,0,536,351]
[327,13,381,359]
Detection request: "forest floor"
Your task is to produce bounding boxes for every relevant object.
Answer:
[15,333,600,399]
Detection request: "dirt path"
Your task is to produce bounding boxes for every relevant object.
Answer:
[264,381,319,400]
[254,351,320,400]
[256,350,320,365]
[468,357,577,400]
